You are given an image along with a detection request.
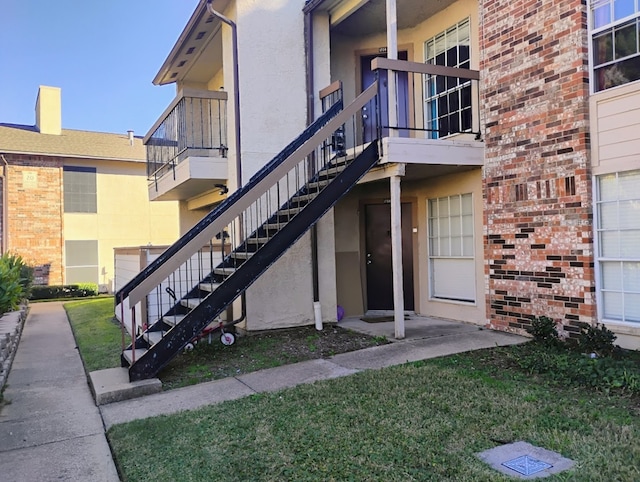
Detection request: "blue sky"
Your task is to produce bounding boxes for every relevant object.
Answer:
[0,0,199,135]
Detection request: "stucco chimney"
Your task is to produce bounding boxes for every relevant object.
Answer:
[35,86,62,135]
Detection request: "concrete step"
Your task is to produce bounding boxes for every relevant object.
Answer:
[199,282,221,292]
[143,331,165,345]
[180,298,202,309]
[162,314,186,326]
[229,251,253,260]
[213,266,237,276]
[123,348,148,365]
[245,237,270,245]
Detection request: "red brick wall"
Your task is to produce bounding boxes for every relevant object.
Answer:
[4,154,64,285]
[480,0,595,338]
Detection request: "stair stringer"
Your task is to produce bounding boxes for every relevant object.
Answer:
[128,142,379,380]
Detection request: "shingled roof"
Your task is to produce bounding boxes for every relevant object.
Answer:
[0,123,146,162]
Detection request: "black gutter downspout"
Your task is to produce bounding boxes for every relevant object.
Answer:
[304,7,320,308]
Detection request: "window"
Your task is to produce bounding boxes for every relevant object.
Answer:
[65,240,99,284]
[428,193,475,302]
[64,166,96,213]
[595,170,640,323]
[591,0,640,91]
[424,18,472,138]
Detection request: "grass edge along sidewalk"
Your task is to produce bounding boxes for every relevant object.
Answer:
[107,349,640,481]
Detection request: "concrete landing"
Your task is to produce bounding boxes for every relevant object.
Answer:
[89,367,162,405]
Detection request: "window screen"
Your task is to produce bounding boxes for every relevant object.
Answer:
[64,166,97,213]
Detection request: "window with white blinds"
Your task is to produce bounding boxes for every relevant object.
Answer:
[596,170,640,323]
[428,193,475,302]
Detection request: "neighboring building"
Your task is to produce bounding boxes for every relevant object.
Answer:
[0,86,180,292]
[118,0,639,380]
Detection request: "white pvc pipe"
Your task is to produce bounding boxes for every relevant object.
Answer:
[314,301,323,331]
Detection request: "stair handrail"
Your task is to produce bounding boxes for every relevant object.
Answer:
[120,82,378,307]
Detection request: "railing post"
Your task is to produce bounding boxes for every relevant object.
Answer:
[120,292,125,351]
[130,307,136,364]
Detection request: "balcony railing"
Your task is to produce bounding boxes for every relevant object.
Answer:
[144,88,228,183]
[370,57,481,141]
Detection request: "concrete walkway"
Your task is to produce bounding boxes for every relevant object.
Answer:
[0,302,119,482]
[100,315,527,429]
[0,302,528,481]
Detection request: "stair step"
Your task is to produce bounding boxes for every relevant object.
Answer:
[229,251,254,260]
[123,348,148,365]
[306,179,330,190]
[264,221,288,231]
[162,314,186,326]
[291,193,316,202]
[277,207,302,217]
[199,282,221,292]
[319,162,347,177]
[245,237,270,245]
[214,266,237,275]
[143,331,165,345]
[181,298,202,309]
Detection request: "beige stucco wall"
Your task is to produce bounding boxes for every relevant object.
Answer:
[64,159,180,291]
[589,81,640,176]
[334,168,485,324]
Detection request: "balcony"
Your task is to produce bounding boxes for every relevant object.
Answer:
[370,57,484,176]
[144,88,228,202]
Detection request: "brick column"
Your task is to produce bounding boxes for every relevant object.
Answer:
[5,155,64,285]
[480,0,595,339]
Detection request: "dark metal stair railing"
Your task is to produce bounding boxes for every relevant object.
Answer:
[118,81,380,380]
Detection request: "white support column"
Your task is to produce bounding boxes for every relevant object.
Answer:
[390,174,405,339]
[386,0,398,136]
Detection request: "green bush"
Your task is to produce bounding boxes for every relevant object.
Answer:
[29,283,99,301]
[503,343,640,394]
[0,253,32,314]
[526,315,559,344]
[578,323,617,357]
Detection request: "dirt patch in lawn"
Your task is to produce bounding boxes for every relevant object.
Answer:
[159,324,388,390]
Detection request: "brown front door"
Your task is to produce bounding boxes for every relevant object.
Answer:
[365,203,414,310]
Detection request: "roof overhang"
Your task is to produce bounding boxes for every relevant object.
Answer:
[153,0,230,86]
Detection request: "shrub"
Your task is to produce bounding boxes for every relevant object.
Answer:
[0,253,32,314]
[29,283,99,301]
[526,315,559,343]
[578,323,617,357]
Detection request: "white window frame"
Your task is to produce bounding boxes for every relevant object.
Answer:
[588,0,640,93]
[593,169,640,326]
[423,18,473,139]
[427,193,476,304]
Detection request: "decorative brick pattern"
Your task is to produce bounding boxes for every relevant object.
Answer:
[480,0,595,337]
[4,154,64,285]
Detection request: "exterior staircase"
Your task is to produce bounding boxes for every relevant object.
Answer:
[115,82,380,381]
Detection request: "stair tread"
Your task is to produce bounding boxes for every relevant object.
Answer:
[199,282,221,291]
[162,314,187,326]
[123,348,148,364]
[214,266,237,274]
[143,331,165,345]
[229,251,254,259]
[180,298,202,309]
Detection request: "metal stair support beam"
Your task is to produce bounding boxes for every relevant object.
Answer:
[128,141,380,380]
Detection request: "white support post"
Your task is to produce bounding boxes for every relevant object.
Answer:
[386,0,398,136]
[390,175,405,339]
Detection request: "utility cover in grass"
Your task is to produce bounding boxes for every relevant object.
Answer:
[476,441,574,479]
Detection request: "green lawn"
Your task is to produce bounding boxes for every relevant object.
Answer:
[107,347,640,482]
[64,297,128,372]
